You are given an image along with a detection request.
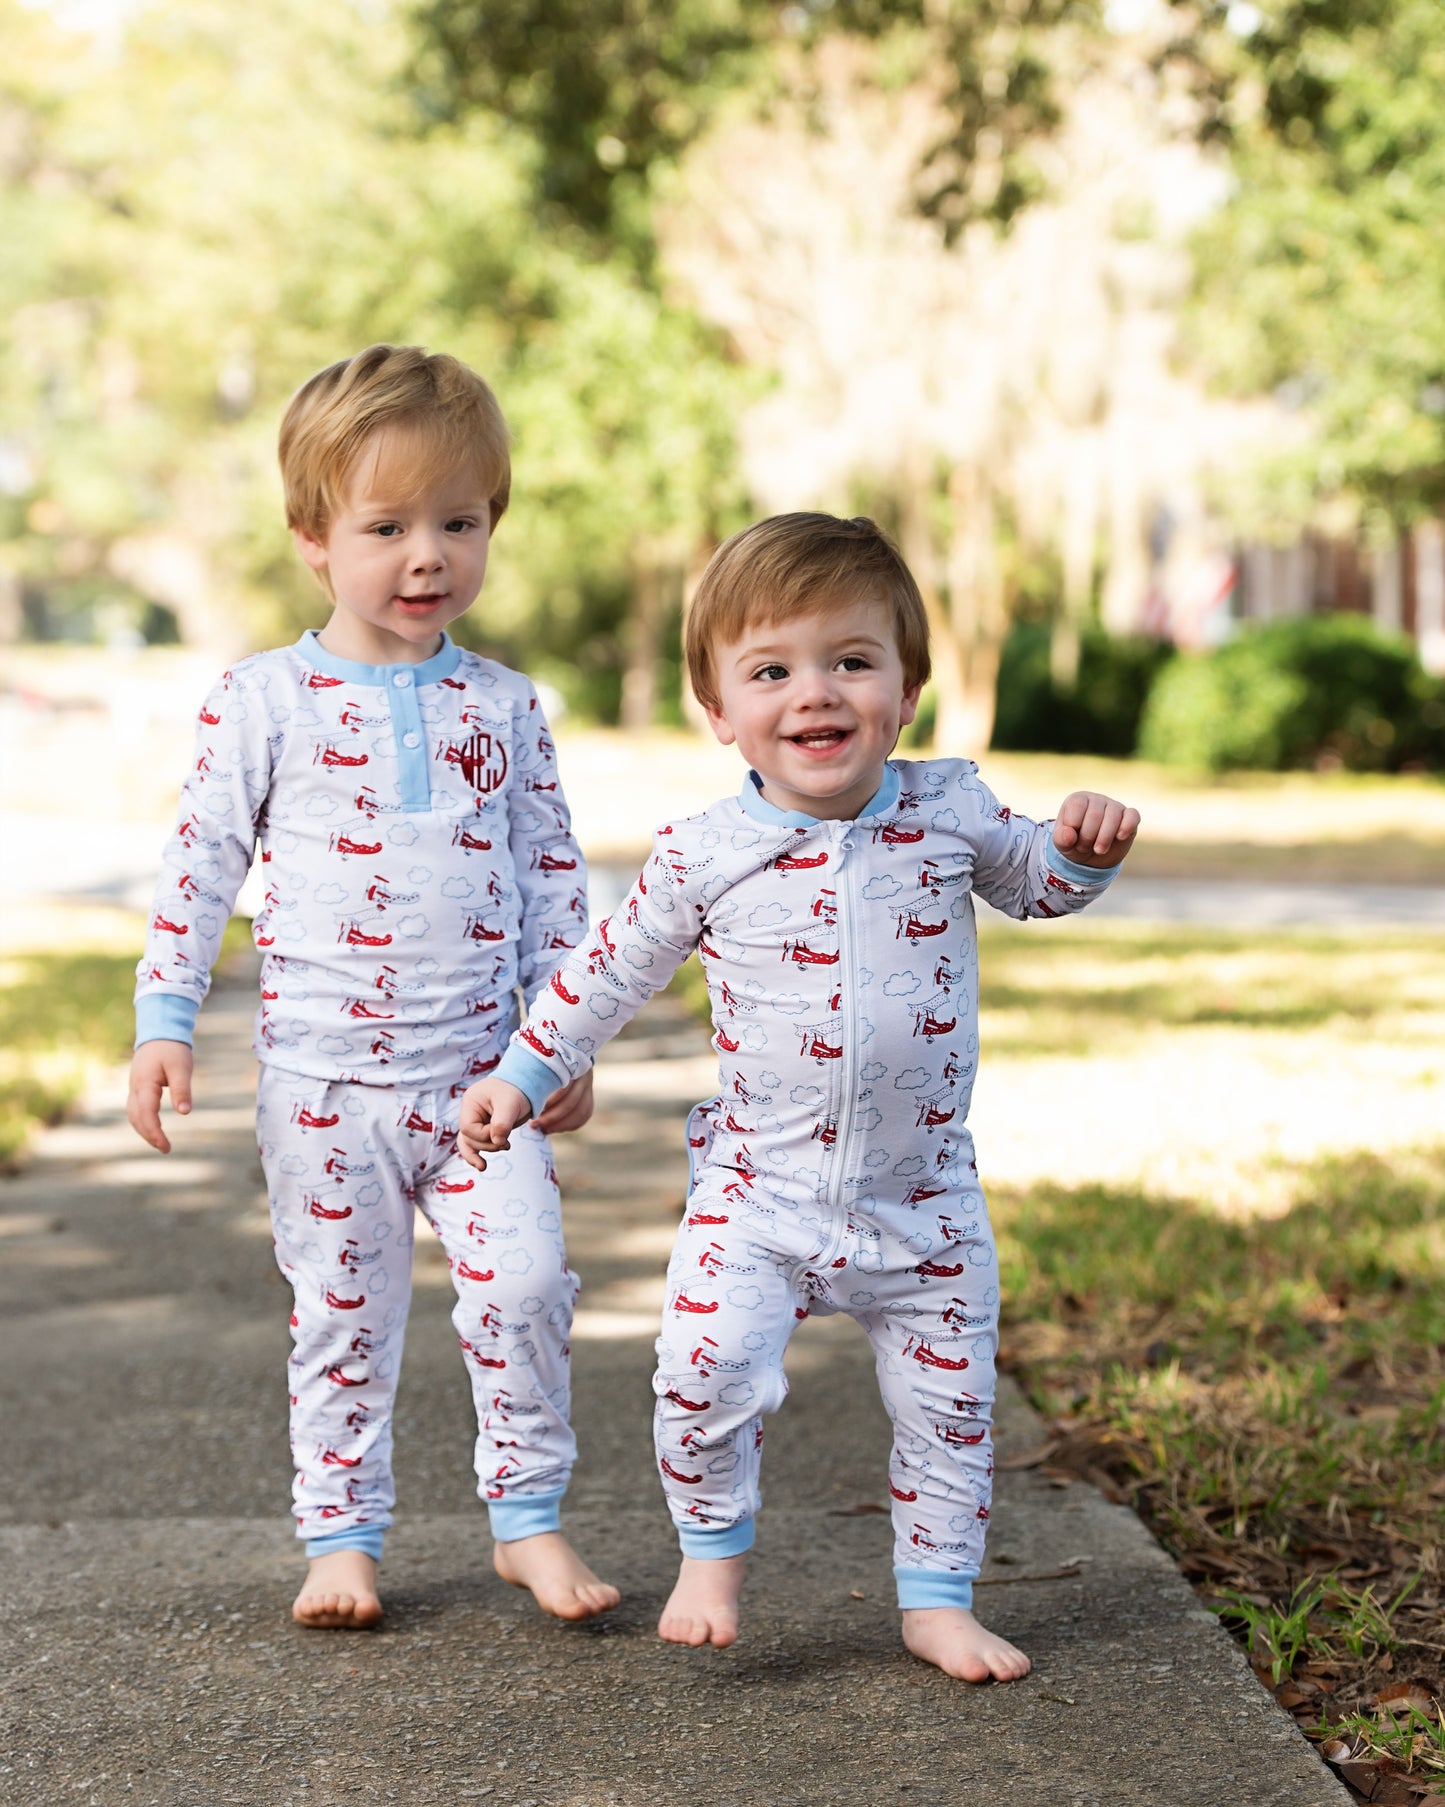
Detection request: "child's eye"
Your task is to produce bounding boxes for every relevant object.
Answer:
[373,523,403,538]
[838,655,871,672]
[444,518,476,534]
[753,663,789,682]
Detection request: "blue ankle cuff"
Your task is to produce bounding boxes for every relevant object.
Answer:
[678,1517,755,1560]
[894,1568,975,1611]
[488,1487,565,1543]
[306,1526,386,1562]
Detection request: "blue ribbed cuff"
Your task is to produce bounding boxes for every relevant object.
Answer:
[494,1044,565,1119]
[678,1517,755,1560]
[894,1568,975,1610]
[1044,840,1119,887]
[306,1526,385,1561]
[488,1487,565,1543]
[134,992,200,1048]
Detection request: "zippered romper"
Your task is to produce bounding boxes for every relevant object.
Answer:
[495,758,1114,1610]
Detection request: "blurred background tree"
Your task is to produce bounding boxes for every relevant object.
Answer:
[3,0,1443,759]
[1177,0,1445,527]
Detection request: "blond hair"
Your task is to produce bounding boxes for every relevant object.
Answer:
[685,513,931,711]
[279,344,511,539]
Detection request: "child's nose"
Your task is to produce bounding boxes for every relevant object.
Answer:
[408,531,446,571]
[793,666,840,705]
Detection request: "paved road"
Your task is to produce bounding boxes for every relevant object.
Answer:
[0,970,1348,1807]
[3,810,1442,928]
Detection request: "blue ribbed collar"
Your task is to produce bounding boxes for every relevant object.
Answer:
[295,629,462,688]
[738,761,901,828]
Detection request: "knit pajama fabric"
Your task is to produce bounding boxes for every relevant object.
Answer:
[258,1071,577,1547]
[655,1147,997,1597]
[134,631,589,1555]
[497,757,1115,1609]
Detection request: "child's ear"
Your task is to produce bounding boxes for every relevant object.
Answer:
[898,682,923,729]
[703,704,738,748]
[291,526,330,575]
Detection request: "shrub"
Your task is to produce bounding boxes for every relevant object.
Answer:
[990,623,1175,758]
[1138,615,1445,772]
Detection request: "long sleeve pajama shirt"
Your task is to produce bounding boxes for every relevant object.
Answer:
[495,759,1114,1609]
[135,630,587,1556]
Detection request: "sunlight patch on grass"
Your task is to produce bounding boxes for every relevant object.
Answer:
[994,1146,1445,1759]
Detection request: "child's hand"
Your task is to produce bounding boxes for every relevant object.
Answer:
[457,1079,534,1170]
[1052,791,1141,869]
[532,1069,594,1137]
[126,1040,194,1153]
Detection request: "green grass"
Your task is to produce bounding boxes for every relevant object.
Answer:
[993,1148,1445,1764]
[0,916,254,1165]
[977,920,1445,1056]
[0,950,143,1165]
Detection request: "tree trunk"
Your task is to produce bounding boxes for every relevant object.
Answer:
[106,532,250,661]
[1050,442,1098,692]
[932,462,1007,757]
[620,551,669,731]
[679,534,717,734]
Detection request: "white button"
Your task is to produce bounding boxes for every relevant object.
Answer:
[392,670,413,687]
[402,731,421,749]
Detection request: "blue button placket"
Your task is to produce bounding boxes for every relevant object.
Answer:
[291,630,461,815]
[387,667,431,812]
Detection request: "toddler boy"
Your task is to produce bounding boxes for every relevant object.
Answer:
[128,345,618,1629]
[458,513,1137,1679]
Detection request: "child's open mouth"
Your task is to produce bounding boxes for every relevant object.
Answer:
[394,593,447,614]
[788,728,851,753]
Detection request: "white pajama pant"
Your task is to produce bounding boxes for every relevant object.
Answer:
[653,1176,998,1611]
[257,1068,578,1554]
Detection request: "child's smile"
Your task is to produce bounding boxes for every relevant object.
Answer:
[704,599,922,820]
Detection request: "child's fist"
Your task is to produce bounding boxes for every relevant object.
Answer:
[127,1040,194,1153]
[457,1078,534,1170]
[1052,791,1140,868]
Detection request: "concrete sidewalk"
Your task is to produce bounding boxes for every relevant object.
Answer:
[0,974,1349,1807]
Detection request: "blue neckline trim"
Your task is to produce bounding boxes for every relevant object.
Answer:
[295,629,461,688]
[737,761,901,828]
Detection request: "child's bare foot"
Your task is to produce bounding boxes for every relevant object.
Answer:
[493,1531,620,1620]
[292,1550,383,1629]
[901,1606,1031,1682]
[658,1553,746,1648]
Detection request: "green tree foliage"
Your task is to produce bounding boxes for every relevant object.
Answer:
[411,0,767,252]
[0,0,743,705]
[1177,0,1445,517]
[411,0,1105,247]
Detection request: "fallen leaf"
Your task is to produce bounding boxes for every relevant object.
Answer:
[1083,1464,1129,1503]
[1276,1682,1311,1709]
[1335,1760,1384,1795]
[1375,1682,1434,1717]
[1368,1781,1417,1807]
[998,1440,1060,1471]
[849,1590,866,1601]
[1415,1795,1445,1806]
[1319,1740,1357,1764]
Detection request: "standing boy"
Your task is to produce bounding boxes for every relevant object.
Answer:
[128,345,618,1629]
[458,512,1138,1679]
